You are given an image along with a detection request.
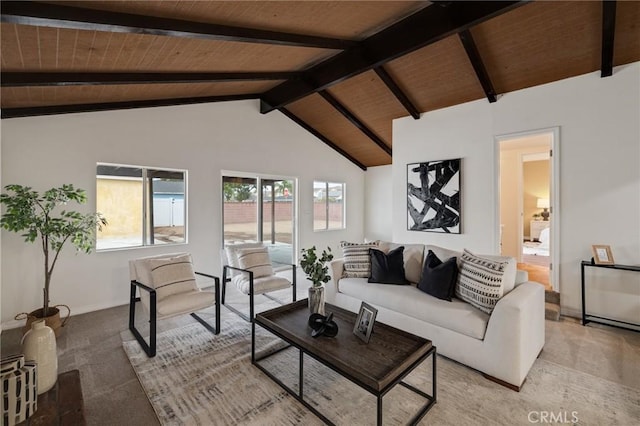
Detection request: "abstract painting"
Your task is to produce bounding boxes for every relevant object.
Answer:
[407,159,461,233]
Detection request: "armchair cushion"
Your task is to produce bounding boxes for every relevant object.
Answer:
[236,247,274,278]
[224,242,265,276]
[156,290,215,317]
[147,254,198,299]
[232,275,291,295]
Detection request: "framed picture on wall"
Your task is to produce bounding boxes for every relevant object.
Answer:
[407,158,461,233]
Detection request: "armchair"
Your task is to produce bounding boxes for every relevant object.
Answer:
[222,244,296,322]
[129,253,220,357]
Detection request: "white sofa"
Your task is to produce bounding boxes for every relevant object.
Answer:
[326,242,545,390]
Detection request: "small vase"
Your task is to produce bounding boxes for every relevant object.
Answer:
[308,286,325,316]
[21,319,58,395]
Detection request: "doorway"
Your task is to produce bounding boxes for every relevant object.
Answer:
[496,128,559,292]
[222,173,297,266]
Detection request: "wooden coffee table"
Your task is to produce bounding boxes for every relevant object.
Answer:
[252,300,436,425]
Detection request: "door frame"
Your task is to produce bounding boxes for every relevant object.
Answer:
[221,170,299,263]
[494,127,560,292]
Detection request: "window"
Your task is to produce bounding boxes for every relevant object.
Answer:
[313,181,345,231]
[96,163,187,250]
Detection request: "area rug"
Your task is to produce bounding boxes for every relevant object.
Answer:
[123,316,640,425]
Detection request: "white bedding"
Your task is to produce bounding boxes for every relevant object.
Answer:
[524,227,550,256]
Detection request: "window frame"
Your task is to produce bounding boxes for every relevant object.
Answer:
[313,181,346,232]
[96,162,188,251]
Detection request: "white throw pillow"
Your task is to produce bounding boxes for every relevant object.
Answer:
[148,254,197,299]
[455,249,508,314]
[236,247,273,278]
[340,241,379,278]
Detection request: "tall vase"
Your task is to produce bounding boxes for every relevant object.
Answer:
[21,319,58,395]
[308,286,325,316]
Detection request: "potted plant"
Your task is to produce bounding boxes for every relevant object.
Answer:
[0,184,107,335]
[300,246,333,315]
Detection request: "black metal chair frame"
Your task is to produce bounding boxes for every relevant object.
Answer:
[222,264,296,323]
[129,271,221,357]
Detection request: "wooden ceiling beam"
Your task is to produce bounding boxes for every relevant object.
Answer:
[458,30,497,103]
[318,90,392,157]
[601,0,617,77]
[1,72,299,87]
[1,94,259,119]
[0,1,356,50]
[278,108,367,171]
[374,66,421,119]
[260,1,526,112]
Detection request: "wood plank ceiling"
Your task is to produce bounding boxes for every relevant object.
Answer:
[1,1,639,169]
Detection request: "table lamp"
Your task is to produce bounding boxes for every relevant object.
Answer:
[537,198,550,220]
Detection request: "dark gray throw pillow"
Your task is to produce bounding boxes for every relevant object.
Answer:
[417,250,458,301]
[368,246,408,285]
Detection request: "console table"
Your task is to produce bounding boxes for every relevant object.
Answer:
[581,260,640,332]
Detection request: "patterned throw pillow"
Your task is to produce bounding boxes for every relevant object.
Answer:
[148,254,197,299]
[455,249,507,314]
[236,247,274,279]
[340,241,379,278]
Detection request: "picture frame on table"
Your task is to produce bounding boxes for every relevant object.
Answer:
[591,245,615,265]
[353,302,377,343]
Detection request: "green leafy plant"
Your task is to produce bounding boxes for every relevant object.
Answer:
[300,246,334,288]
[0,184,107,317]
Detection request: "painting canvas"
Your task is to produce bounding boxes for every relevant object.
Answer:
[407,159,461,233]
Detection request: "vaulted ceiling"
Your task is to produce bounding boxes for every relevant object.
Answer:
[1,1,639,169]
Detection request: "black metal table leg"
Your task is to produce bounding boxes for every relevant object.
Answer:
[299,350,304,398]
[377,395,383,426]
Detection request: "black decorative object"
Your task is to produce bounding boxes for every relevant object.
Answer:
[308,312,338,338]
[407,159,461,233]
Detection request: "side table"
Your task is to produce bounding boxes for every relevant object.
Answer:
[18,369,86,426]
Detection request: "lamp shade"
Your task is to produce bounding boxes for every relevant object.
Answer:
[536,198,550,209]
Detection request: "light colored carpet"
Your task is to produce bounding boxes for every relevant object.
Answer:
[123,315,640,426]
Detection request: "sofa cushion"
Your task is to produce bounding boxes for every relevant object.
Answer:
[378,241,425,284]
[455,249,508,314]
[340,241,379,278]
[339,277,489,340]
[417,250,458,301]
[368,247,408,285]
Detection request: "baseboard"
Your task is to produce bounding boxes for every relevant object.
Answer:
[560,307,581,319]
[1,299,129,331]
[482,373,522,392]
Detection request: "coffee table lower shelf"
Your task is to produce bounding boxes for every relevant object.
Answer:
[252,301,437,425]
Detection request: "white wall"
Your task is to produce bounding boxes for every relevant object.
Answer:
[1,100,365,327]
[366,62,640,322]
[364,165,393,241]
